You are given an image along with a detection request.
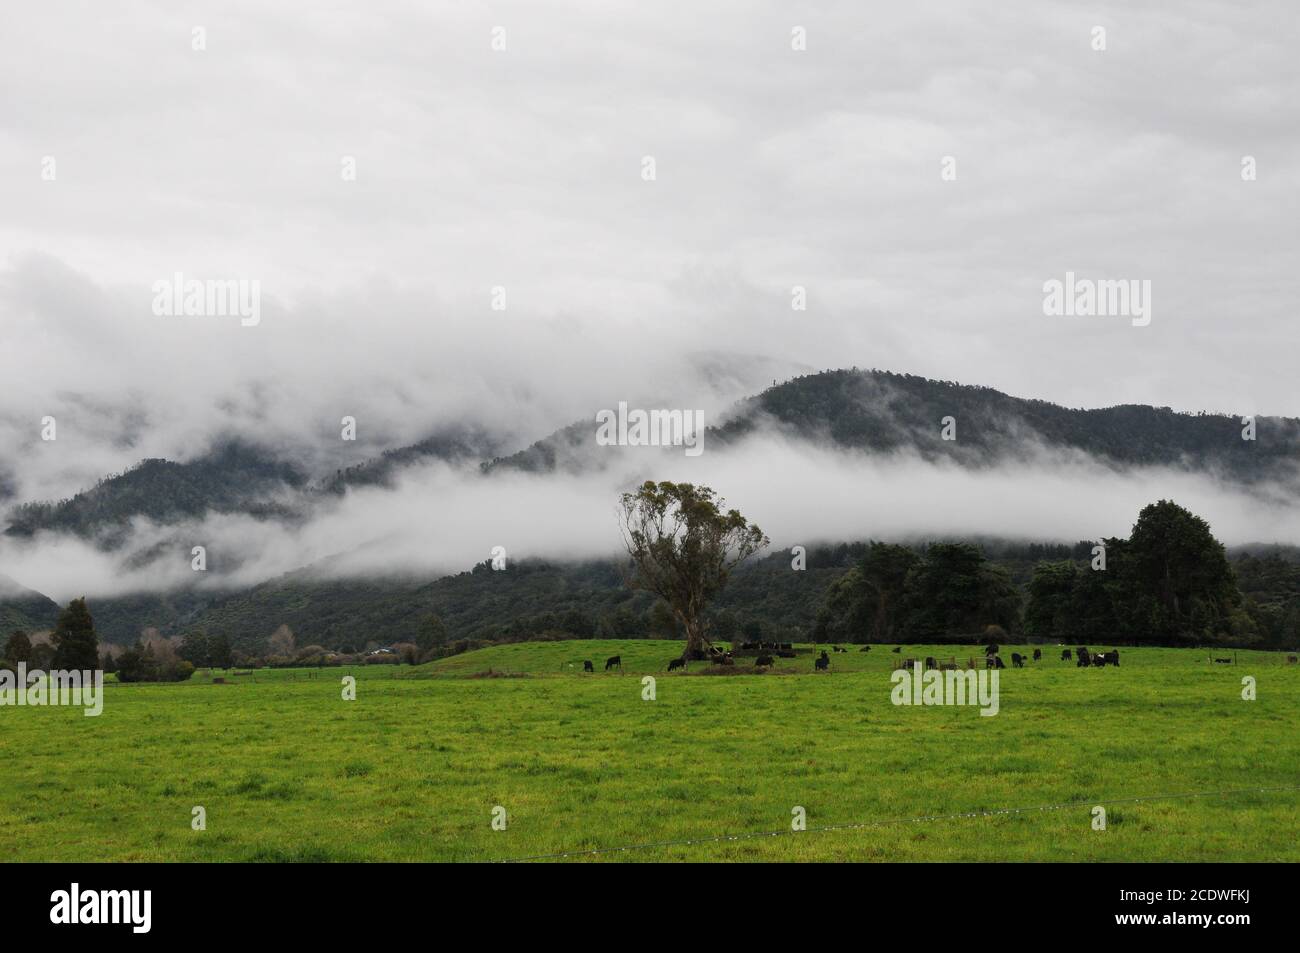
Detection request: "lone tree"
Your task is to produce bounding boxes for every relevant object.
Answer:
[50,597,99,670]
[618,481,768,660]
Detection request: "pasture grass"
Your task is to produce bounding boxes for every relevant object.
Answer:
[1,641,1296,862]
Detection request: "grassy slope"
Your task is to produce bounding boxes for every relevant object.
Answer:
[2,641,1296,862]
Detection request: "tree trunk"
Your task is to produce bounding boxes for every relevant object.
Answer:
[683,617,711,660]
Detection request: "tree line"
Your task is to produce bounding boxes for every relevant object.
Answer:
[813,500,1263,647]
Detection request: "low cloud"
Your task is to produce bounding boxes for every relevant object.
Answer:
[6,432,1299,603]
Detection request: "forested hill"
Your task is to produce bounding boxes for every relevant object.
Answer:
[0,573,59,634]
[3,428,497,544]
[8,369,1299,542]
[14,539,1300,653]
[485,369,1300,478]
[3,441,308,544]
[702,369,1300,476]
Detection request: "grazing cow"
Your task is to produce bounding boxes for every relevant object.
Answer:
[605,655,622,672]
[891,646,902,653]
[1076,647,1091,667]
[1061,649,1072,661]
[814,654,829,671]
[860,645,871,653]
[1214,657,1233,664]
[1011,653,1025,668]
[925,656,938,670]
[901,658,918,671]
[755,655,774,668]
[1100,650,1120,666]
[667,658,686,672]
[985,643,999,657]
[833,646,847,653]
[583,660,594,673]
[986,655,1005,670]
[1033,649,1042,661]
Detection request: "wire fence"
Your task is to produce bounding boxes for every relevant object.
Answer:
[495,783,1300,863]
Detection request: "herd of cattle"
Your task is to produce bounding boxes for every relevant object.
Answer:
[577,643,1129,674]
[900,646,1120,671]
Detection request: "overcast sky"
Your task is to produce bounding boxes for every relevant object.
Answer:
[1,1,1298,592]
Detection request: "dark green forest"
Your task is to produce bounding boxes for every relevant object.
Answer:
[3,501,1297,657]
[4,369,1300,657]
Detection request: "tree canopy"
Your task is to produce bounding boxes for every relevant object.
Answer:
[619,481,768,658]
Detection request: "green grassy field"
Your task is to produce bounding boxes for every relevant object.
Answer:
[2,640,1297,861]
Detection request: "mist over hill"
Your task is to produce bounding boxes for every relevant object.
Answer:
[487,369,1300,480]
[3,368,1300,651]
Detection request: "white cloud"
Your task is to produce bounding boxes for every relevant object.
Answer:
[0,1,1296,596]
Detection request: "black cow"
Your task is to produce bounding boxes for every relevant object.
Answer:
[667,658,686,672]
[814,655,829,671]
[925,656,937,670]
[901,658,917,670]
[1011,653,1025,668]
[1061,649,1072,661]
[1076,647,1091,667]
[583,660,594,673]
[985,643,999,657]
[986,655,1005,669]
[1033,649,1042,661]
[860,645,871,653]
[891,646,902,653]
[1100,651,1120,666]
[605,655,622,671]
[1214,657,1233,664]
[755,655,774,668]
